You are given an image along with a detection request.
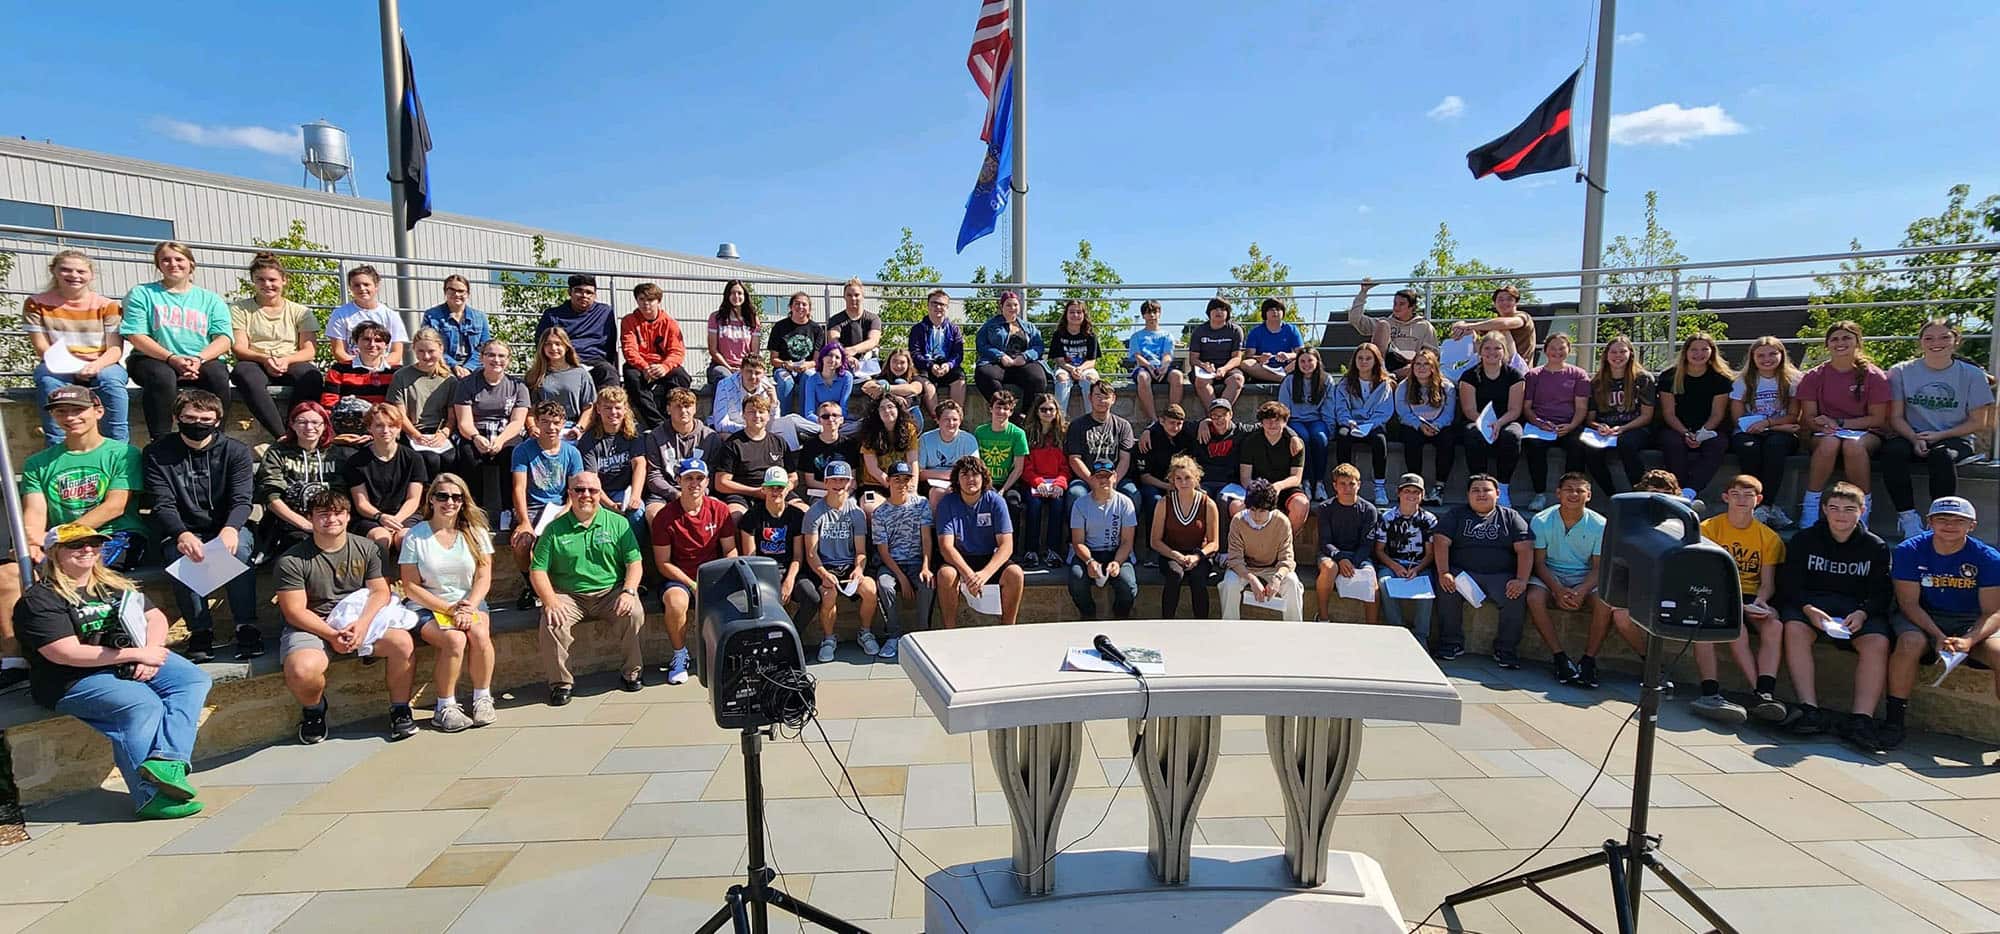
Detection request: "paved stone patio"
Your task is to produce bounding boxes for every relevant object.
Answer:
[4,649,1998,933]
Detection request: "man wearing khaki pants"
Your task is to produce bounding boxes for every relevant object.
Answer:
[529,471,646,706]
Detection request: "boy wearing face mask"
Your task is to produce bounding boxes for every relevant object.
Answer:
[142,390,261,662]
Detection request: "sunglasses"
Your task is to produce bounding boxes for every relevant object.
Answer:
[431,491,465,502]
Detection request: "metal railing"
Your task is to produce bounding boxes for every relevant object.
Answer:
[1,222,1993,454]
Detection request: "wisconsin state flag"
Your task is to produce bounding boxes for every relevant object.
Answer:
[1467,70,1580,180]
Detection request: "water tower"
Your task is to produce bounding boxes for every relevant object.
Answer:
[300,119,357,196]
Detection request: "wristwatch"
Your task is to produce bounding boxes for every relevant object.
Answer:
[622,587,641,597]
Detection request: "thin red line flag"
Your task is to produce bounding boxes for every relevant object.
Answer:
[1467,69,1580,181]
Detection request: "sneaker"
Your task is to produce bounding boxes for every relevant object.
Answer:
[1689,498,1706,514]
[433,703,473,733]
[1878,719,1907,750]
[183,631,214,664]
[817,637,838,663]
[1494,655,1522,671]
[1846,714,1884,753]
[1554,656,1582,685]
[298,704,328,744]
[1574,656,1600,689]
[1497,489,1513,509]
[0,667,27,694]
[858,631,881,656]
[879,637,900,660]
[1436,645,1465,661]
[1750,692,1789,723]
[1022,551,1042,571]
[1425,483,1445,506]
[134,795,204,820]
[1897,511,1926,541]
[470,695,498,727]
[1752,505,1772,526]
[1527,493,1550,513]
[515,587,536,611]
[1373,487,1390,508]
[1690,693,1748,724]
[137,759,197,802]
[1783,705,1825,736]
[620,673,644,693]
[667,648,691,685]
[388,707,418,741]
[1765,505,1794,530]
[234,626,265,660]
[1045,550,1065,568]
[547,685,572,707]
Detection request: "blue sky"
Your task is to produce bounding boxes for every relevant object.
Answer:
[5,0,1996,288]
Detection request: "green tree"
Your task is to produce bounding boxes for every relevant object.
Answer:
[1221,242,1297,328]
[1598,190,1725,368]
[965,264,1043,321]
[495,234,565,361]
[1048,239,1128,376]
[875,227,941,330]
[1804,184,1996,368]
[0,249,25,387]
[227,220,343,364]
[1408,223,1537,326]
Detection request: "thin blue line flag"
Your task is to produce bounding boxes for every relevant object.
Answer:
[956,65,1014,254]
[398,33,433,230]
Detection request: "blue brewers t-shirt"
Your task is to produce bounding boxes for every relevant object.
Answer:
[1892,532,2000,617]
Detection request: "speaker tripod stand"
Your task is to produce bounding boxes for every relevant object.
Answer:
[696,726,870,934]
[1443,635,1739,934]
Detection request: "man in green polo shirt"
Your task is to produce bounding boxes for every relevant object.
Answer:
[528,470,645,706]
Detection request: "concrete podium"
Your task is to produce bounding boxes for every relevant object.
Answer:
[898,620,1461,931]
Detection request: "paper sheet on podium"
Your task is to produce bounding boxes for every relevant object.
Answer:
[165,536,250,598]
[1062,647,1165,675]
[1334,563,1378,603]
[1382,575,1436,600]
[1452,572,1487,608]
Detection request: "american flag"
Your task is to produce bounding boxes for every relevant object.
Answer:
[967,0,1012,142]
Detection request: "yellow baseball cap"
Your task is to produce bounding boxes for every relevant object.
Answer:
[44,523,109,549]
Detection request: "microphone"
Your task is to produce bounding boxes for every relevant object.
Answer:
[1094,634,1137,675]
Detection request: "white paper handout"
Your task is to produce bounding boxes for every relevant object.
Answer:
[1334,563,1379,603]
[411,436,453,454]
[960,582,1002,615]
[1814,613,1853,640]
[1452,572,1488,608]
[41,341,88,375]
[1933,651,1968,687]
[1062,647,1165,676]
[1736,413,1769,433]
[532,504,569,536]
[1439,334,1477,377]
[1579,428,1619,449]
[1692,428,1719,443]
[838,577,860,597]
[1520,423,1558,442]
[1243,582,1288,612]
[927,478,951,491]
[1474,404,1498,444]
[164,536,251,598]
[1832,429,1870,440]
[1382,574,1436,600]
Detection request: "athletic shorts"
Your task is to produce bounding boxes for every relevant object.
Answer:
[280,627,333,659]
[1895,611,1994,668]
[822,565,865,600]
[1782,593,1893,643]
[1530,568,1591,591]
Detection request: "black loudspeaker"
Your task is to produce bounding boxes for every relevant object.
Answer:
[1601,492,1743,643]
[697,556,809,729]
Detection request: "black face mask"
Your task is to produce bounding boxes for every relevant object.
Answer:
[178,421,217,442]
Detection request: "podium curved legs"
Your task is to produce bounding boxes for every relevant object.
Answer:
[989,722,1083,896]
[1265,715,1365,887]
[1129,715,1221,885]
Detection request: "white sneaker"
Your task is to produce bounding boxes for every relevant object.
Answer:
[879,637,900,659]
[470,695,497,726]
[1897,511,1926,540]
[667,647,690,685]
[858,631,881,657]
[818,637,838,663]
[1527,493,1549,512]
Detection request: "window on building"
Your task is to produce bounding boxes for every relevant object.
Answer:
[58,207,175,253]
[0,198,58,243]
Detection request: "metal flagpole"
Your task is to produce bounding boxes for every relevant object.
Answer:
[1576,0,1616,347]
[377,0,421,359]
[1007,0,1028,285]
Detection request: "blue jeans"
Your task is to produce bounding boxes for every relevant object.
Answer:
[170,530,258,635]
[1067,549,1138,617]
[35,362,130,443]
[1294,419,1331,490]
[55,653,212,808]
[1024,495,1068,553]
[772,369,800,414]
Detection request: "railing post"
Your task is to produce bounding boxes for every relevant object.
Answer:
[1989,262,2000,462]
[1664,268,1681,366]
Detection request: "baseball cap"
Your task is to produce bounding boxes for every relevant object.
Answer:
[760,466,789,487]
[824,460,854,480]
[1927,496,1977,522]
[1207,397,1232,411]
[44,523,109,549]
[1397,472,1426,491]
[1090,460,1116,475]
[1162,404,1187,420]
[43,386,95,410]
[887,461,915,478]
[676,457,709,477]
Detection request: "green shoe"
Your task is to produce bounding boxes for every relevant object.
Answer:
[134,795,204,820]
[138,759,197,802]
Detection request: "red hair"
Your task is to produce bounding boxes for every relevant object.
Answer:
[281,401,334,449]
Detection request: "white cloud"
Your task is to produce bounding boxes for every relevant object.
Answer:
[1608,103,1745,146]
[1615,32,1645,45]
[1426,95,1464,120]
[1356,204,1373,215]
[152,118,301,157]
